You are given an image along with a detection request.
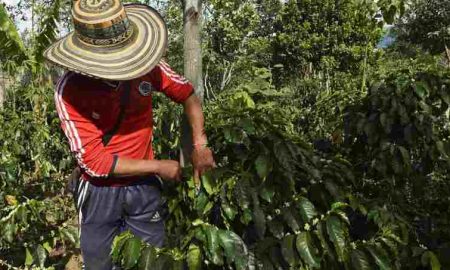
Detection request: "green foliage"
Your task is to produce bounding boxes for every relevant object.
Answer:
[0,72,75,268]
[0,0,62,75]
[272,0,381,78]
[0,3,28,71]
[33,0,62,64]
[111,69,405,269]
[202,0,402,92]
[397,0,450,54]
[0,0,448,269]
[344,58,450,268]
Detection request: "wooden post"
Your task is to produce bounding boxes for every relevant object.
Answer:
[180,0,203,167]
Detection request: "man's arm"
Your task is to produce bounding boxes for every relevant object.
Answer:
[144,61,215,179]
[115,94,212,181]
[183,94,216,178]
[183,94,208,146]
[113,158,181,181]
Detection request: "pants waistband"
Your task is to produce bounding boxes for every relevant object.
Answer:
[82,174,163,188]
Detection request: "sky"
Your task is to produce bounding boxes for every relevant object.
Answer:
[3,0,32,33]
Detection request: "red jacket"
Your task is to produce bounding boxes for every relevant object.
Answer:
[55,60,193,186]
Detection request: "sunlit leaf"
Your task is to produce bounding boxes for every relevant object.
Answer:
[296,231,320,268]
[326,215,348,262]
[122,237,143,269]
[201,172,214,195]
[25,248,33,266]
[111,231,134,263]
[218,229,248,269]
[204,226,224,265]
[34,244,47,268]
[187,243,202,270]
[297,197,317,223]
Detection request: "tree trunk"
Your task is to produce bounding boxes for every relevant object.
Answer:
[445,44,450,68]
[180,0,203,166]
[0,71,6,110]
[183,0,204,99]
[0,86,4,110]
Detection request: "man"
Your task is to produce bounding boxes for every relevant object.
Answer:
[44,0,215,269]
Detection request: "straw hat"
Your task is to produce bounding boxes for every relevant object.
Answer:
[44,0,168,81]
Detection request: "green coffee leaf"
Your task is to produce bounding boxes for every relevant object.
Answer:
[194,192,209,214]
[122,237,142,269]
[380,237,399,256]
[259,186,275,203]
[316,222,336,261]
[282,207,300,233]
[25,248,33,266]
[241,208,253,225]
[222,202,237,221]
[138,246,157,270]
[218,230,248,269]
[234,180,251,209]
[255,154,270,179]
[268,219,284,239]
[326,215,348,262]
[398,146,411,169]
[201,176,213,195]
[281,234,297,267]
[34,244,47,268]
[154,254,172,270]
[414,81,429,99]
[421,251,441,270]
[205,226,224,265]
[4,223,15,243]
[366,245,391,270]
[351,249,371,270]
[218,230,236,264]
[252,193,266,239]
[61,227,78,246]
[296,231,320,268]
[42,241,52,253]
[171,259,184,270]
[111,231,133,263]
[297,197,317,223]
[187,243,202,270]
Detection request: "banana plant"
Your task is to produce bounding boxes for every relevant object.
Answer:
[0,0,61,74]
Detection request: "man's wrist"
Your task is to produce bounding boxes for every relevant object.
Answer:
[151,160,162,175]
[193,135,208,147]
[193,143,208,150]
[193,137,208,147]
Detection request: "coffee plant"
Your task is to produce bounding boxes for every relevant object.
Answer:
[344,59,450,268]
[110,70,408,269]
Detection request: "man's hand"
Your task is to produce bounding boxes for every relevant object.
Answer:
[192,146,216,181]
[156,160,182,181]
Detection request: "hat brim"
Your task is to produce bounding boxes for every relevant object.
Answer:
[44,4,167,81]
